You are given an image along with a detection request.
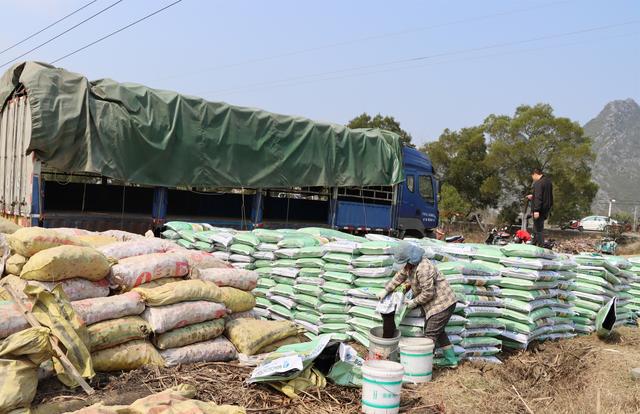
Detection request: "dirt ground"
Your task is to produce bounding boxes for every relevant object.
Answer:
[33,327,640,414]
[420,326,640,414]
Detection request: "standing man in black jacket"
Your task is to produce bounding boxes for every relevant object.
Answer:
[527,168,553,247]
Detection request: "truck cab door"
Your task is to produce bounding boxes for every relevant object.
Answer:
[416,174,437,229]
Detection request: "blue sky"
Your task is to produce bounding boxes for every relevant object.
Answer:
[1,0,638,144]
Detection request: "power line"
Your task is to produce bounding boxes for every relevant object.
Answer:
[208,31,639,99]
[0,0,100,57]
[0,0,124,69]
[51,0,183,64]
[153,0,574,82]
[199,21,639,96]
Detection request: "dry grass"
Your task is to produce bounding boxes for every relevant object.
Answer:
[34,362,430,414]
[33,328,640,414]
[420,327,640,414]
[618,241,640,256]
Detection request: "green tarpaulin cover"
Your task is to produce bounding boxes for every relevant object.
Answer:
[0,61,404,188]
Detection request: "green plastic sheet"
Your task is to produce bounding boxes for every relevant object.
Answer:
[0,62,404,188]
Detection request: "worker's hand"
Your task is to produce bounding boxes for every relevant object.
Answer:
[526,194,533,201]
[405,299,417,309]
[376,290,388,301]
[533,212,540,219]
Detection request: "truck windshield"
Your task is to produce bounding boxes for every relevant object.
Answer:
[419,175,434,204]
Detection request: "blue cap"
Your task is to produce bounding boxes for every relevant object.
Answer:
[393,242,424,266]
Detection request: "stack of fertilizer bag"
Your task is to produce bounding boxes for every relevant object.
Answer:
[629,257,640,320]
[571,253,636,333]
[601,255,637,326]
[1,227,115,341]
[133,279,248,367]
[436,256,503,365]
[233,227,355,342]
[346,235,431,347]
[322,235,395,346]
[496,244,576,349]
[161,221,237,263]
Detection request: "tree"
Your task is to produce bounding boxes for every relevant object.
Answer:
[612,212,633,224]
[439,184,471,223]
[484,104,598,224]
[347,113,414,147]
[423,126,501,216]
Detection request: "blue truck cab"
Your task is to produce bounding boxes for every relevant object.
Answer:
[397,147,439,237]
[331,146,438,237]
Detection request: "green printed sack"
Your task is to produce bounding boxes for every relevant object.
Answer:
[323,253,354,265]
[357,241,397,255]
[352,255,395,268]
[323,271,355,284]
[323,262,353,273]
[233,233,260,247]
[354,278,390,289]
[293,284,322,297]
[321,281,351,295]
[296,258,325,268]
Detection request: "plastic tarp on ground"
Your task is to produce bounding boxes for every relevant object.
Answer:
[0,61,404,188]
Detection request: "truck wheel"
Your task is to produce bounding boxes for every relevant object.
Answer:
[403,230,424,239]
[578,226,584,232]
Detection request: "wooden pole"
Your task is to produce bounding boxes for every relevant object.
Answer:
[1,283,95,395]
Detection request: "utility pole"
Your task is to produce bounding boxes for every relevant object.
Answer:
[608,199,616,217]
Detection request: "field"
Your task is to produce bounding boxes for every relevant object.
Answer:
[32,327,640,414]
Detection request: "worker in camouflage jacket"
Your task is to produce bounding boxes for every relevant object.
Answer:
[378,242,459,368]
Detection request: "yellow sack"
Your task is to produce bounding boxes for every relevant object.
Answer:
[256,335,301,354]
[0,358,38,413]
[6,254,27,275]
[219,287,256,313]
[225,319,298,356]
[0,327,53,365]
[128,384,245,414]
[76,235,118,248]
[88,317,151,352]
[9,227,88,257]
[21,245,111,282]
[91,340,163,372]
[0,217,21,234]
[65,384,246,414]
[133,280,224,307]
[270,366,326,399]
[153,319,225,350]
[25,285,94,387]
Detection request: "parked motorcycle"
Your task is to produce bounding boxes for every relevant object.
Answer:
[445,235,465,243]
[560,219,583,231]
[436,229,465,243]
[485,226,511,245]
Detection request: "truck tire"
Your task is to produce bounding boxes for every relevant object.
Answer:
[403,229,424,239]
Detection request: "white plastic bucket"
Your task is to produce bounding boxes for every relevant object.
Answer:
[361,359,404,414]
[399,337,434,383]
[367,327,400,362]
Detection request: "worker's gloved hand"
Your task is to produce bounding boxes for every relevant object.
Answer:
[405,299,417,309]
[376,290,388,301]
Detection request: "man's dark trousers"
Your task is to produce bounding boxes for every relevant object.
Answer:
[533,212,548,247]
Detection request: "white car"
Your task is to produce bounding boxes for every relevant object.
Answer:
[580,216,618,232]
